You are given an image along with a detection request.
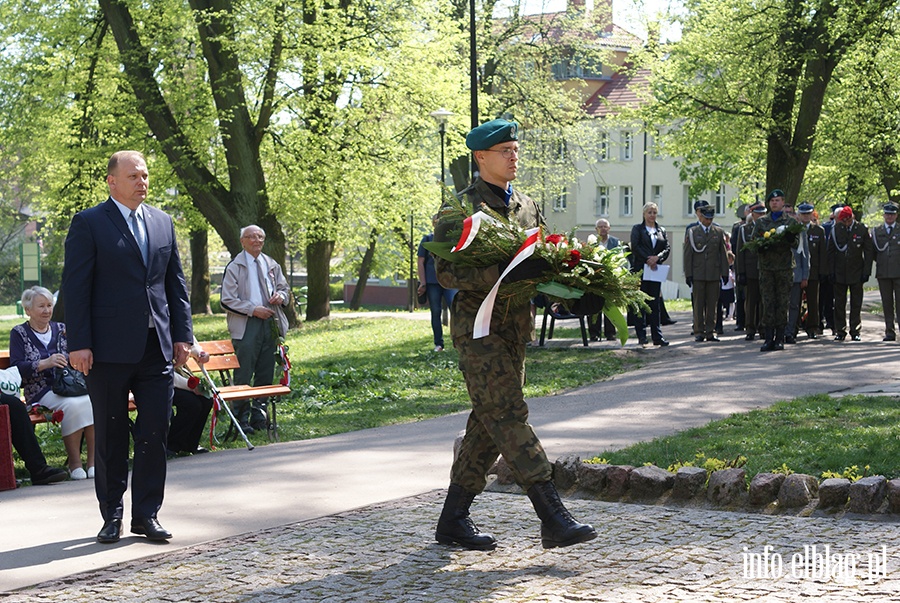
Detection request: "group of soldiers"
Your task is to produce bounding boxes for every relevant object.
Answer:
[685,189,900,351]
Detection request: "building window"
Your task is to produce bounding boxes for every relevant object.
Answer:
[599,133,609,161]
[684,186,693,216]
[714,185,726,215]
[652,185,663,209]
[622,186,633,217]
[553,189,567,212]
[621,131,633,161]
[595,186,609,216]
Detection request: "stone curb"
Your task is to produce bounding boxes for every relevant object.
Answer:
[486,454,900,520]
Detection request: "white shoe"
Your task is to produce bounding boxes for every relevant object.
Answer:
[433,346,443,352]
[70,467,87,480]
[87,466,95,479]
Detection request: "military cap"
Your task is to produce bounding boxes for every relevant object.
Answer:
[797,202,814,214]
[693,200,710,210]
[699,205,716,218]
[883,203,898,214]
[766,189,785,201]
[838,206,854,221]
[466,119,519,151]
[750,203,766,214]
[830,203,845,214]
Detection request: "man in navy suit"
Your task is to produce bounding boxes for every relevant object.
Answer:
[63,150,193,544]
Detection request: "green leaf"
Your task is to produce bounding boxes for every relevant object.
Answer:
[536,281,585,299]
[422,240,457,261]
[603,304,629,345]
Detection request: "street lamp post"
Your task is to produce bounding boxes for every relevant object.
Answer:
[429,108,454,191]
[410,108,456,313]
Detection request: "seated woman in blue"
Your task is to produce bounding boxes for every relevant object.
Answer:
[11,286,95,480]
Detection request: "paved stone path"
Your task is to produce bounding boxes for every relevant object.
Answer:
[4,490,900,602]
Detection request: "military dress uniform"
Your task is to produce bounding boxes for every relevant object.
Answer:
[827,215,873,340]
[785,222,810,342]
[751,207,799,349]
[872,203,900,340]
[802,218,828,338]
[684,217,729,341]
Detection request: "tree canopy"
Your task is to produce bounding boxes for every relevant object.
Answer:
[637,0,898,209]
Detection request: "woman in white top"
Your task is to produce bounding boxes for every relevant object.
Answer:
[10,286,95,479]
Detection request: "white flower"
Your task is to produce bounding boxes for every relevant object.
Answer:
[571,237,580,246]
[587,234,598,244]
[775,225,786,234]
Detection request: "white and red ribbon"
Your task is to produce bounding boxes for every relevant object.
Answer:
[279,344,291,387]
[452,211,500,253]
[473,227,541,339]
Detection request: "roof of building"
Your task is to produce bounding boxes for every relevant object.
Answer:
[583,67,651,117]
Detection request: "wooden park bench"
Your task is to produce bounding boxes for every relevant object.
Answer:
[3,339,291,440]
[185,339,292,442]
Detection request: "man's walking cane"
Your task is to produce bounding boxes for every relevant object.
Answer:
[201,365,254,451]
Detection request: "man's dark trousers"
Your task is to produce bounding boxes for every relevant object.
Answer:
[88,332,173,522]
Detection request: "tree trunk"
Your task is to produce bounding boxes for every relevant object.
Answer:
[189,228,211,314]
[449,154,471,194]
[349,228,378,310]
[306,239,334,321]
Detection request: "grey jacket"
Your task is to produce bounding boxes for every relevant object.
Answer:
[221,250,290,339]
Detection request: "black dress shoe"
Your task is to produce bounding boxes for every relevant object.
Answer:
[131,517,172,541]
[706,335,720,342]
[834,334,846,341]
[807,332,818,340]
[194,446,210,454]
[31,465,67,485]
[652,339,669,346]
[694,335,705,342]
[851,334,861,341]
[97,519,122,544]
[884,335,896,342]
[744,332,755,341]
[784,335,796,344]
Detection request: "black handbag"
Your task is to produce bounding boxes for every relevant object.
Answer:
[52,366,88,397]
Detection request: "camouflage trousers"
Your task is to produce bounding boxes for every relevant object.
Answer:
[450,333,552,494]
[759,268,792,328]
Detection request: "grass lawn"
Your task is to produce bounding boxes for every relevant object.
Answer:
[591,393,900,481]
[14,312,641,477]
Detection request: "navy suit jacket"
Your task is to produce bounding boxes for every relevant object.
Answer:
[62,198,192,364]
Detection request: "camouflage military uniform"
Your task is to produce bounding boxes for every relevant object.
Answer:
[752,212,798,329]
[434,177,551,493]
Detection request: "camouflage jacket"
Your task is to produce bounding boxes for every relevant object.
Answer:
[752,213,799,272]
[434,178,544,343]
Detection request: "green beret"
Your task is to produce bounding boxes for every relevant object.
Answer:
[466,119,519,151]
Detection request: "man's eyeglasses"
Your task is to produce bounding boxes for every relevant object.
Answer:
[483,148,519,158]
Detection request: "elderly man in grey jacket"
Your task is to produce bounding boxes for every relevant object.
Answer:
[221,225,290,434]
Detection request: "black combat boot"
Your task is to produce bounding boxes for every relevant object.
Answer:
[526,481,597,549]
[773,327,785,350]
[435,484,497,551]
[759,328,775,352]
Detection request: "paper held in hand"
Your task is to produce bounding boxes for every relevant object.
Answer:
[642,264,670,283]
